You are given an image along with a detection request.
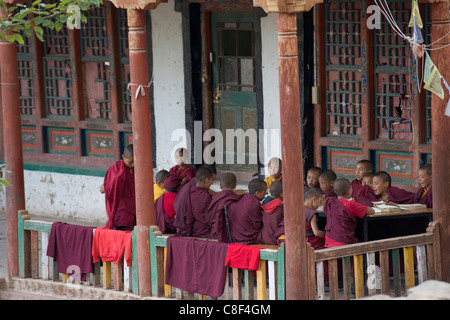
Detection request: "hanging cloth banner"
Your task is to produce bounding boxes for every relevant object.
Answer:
[412,17,423,44]
[424,66,444,99]
[409,0,423,29]
[423,52,434,84]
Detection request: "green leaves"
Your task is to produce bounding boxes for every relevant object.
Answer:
[0,0,103,44]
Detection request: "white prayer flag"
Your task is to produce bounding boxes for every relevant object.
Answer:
[424,66,444,99]
[409,0,423,29]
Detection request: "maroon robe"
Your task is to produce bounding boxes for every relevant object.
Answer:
[304,205,325,250]
[351,179,362,198]
[173,182,212,237]
[209,189,243,239]
[324,198,359,245]
[257,198,284,245]
[354,184,379,207]
[225,193,263,244]
[324,189,337,198]
[103,160,135,229]
[169,165,196,181]
[414,186,433,208]
[388,186,416,204]
[274,219,285,246]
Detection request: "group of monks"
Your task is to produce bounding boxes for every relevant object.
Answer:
[103,145,433,251]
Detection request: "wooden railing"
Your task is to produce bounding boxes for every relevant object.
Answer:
[17,210,139,294]
[306,221,442,300]
[16,210,442,300]
[148,226,286,300]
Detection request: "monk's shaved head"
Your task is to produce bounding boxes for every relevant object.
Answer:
[155,170,169,183]
[220,173,237,189]
[334,178,352,196]
[269,180,283,198]
[248,178,267,195]
[374,171,392,186]
[304,187,323,201]
[123,144,133,158]
[196,167,213,182]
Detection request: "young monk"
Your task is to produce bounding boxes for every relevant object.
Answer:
[304,188,326,249]
[319,170,337,198]
[354,172,377,206]
[264,157,282,189]
[324,178,375,248]
[306,166,322,189]
[103,144,136,231]
[372,171,416,205]
[414,164,432,208]
[222,178,267,244]
[257,180,284,245]
[154,169,169,202]
[173,167,214,237]
[154,173,182,234]
[169,148,196,187]
[209,173,243,239]
[351,160,374,198]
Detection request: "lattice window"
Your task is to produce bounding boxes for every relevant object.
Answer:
[374,0,413,140]
[17,35,35,116]
[324,0,363,136]
[81,6,111,120]
[43,26,73,117]
[118,8,132,122]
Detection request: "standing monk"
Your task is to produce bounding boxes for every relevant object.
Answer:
[103,144,136,231]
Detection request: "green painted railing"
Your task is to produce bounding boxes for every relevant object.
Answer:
[148,226,286,300]
[16,211,286,299]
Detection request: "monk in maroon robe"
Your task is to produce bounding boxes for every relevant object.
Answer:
[351,160,374,198]
[209,173,243,239]
[103,144,136,230]
[414,164,433,208]
[257,180,284,245]
[372,171,415,205]
[319,170,337,199]
[155,173,182,234]
[173,167,214,237]
[221,179,267,244]
[169,148,196,187]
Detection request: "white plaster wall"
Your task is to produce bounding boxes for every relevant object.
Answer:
[151,0,187,172]
[260,13,282,176]
[0,170,107,225]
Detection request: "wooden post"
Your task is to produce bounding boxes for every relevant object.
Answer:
[0,7,26,279]
[430,1,450,282]
[277,13,308,300]
[127,8,155,297]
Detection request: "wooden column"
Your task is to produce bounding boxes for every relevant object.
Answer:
[127,8,154,296]
[277,13,308,299]
[430,1,450,282]
[0,7,26,278]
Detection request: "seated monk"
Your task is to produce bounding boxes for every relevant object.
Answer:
[209,173,243,239]
[154,173,182,234]
[372,171,416,205]
[351,160,374,198]
[221,178,267,244]
[169,148,196,188]
[173,167,214,237]
[257,180,284,245]
[414,164,432,208]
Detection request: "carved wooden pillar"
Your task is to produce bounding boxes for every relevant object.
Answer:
[429,0,450,282]
[127,8,154,297]
[0,6,26,278]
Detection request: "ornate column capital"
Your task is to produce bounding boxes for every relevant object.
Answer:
[253,0,323,13]
[108,0,168,10]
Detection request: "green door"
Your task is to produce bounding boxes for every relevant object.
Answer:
[211,12,258,174]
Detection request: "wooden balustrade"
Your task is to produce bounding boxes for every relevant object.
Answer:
[16,210,442,300]
[307,221,442,300]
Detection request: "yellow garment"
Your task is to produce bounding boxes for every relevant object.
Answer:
[421,187,428,198]
[264,175,282,189]
[153,183,165,202]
